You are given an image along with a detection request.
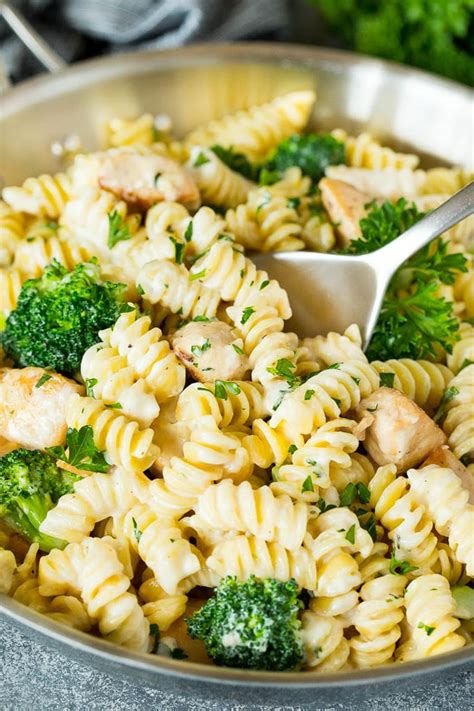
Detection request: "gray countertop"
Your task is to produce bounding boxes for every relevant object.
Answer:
[1,617,472,710]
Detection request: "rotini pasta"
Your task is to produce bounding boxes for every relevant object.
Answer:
[3,173,72,219]
[187,146,254,209]
[66,393,159,472]
[0,202,25,266]
[185,90,316,159]
[407,465,474,575]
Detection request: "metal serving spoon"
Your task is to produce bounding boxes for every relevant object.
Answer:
[254,182,474,346]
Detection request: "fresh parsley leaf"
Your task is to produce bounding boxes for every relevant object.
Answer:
[345,524,356,544]
[259,280,270,291]
[340,482,357,507]
[389,552,418,576]
[132,517,142,543]
[344,198,425,256]
[417,622,435,636]
[191,339,211,358]
[108,210,131,249]
[106,402,123,409]
[46,425,109,473]
[304,389,315,401]
[240,306,255,324]
[150,623,160,653]
[210,145,258,181]
[287,197,301,210]
[189,269,206,282]
[193,151,210,168]
[192,315,211,322]
[232,343,245,355]
[169,235,185,264]
[306,459,323,478]
[301,475,314,493]
[35,373,52,388]
[214,380,241,400]
[434,385,459,424]
[184,220,193,242]
[288,444,297,455]
[379,372,395,388]
[317,498,337,513]
[137,283,145,296]
[85,377,98,398]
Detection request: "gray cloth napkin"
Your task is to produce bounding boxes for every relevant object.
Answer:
[1,0,290,81]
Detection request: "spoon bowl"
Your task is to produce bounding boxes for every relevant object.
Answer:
[255,182,474,346]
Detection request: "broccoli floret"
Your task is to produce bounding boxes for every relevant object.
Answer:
[1,259,131,375]
[261,133,345,184]
[187,576,304,670]
[0,448,79,551]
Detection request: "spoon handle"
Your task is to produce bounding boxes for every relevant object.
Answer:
[367,181,474,278]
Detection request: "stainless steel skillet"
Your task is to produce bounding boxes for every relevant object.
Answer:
[0,13,473,704]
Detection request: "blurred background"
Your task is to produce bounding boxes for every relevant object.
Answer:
[0,0,473,86]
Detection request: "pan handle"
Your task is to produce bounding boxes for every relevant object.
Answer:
[0,0,66,80]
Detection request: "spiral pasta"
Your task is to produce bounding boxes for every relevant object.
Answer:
[272,418,360,501]
[66,393,159,472]
[0,547,16,593]
[176,380,267,428]
[102,309,185,400]
[397,574,465,660]
[0,202,25,266]
[187,147,254,209]
[121,503,201,595]
[185,90,316,159]
[331,129,419,170]
[407,465,474,575]
[3,173,72,219]
[269,361,380,440]
[371,358,453,412]
[441,364,474,460]
[0,267,24,315]
[39,467,142,544]
[207,535,318,591]
[300,611,350,671]
[137,260,221,319]
[105,113,156,147]
[190,479,308,550]
[349,574,407,668]
[420,168,473,196]
[13,235,96,279]
[139,416,251,519]
[190,240,291,318]
[304,324,367,366]
[138,568,188,632]
[368,464,438,573]
[446,322,474,374]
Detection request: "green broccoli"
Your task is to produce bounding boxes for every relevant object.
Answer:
[0,448,80,551]
[187,576,304,670]
[311,0,474,86]
[1,259,132,375]
[261,133,345,185]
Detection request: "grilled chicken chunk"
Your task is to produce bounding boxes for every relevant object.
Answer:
[0,367,83,450]
[171,320,249,383]
[98,150,201,211]
[319,178,370,246]
[355,387,446,473]
[422,445,474,504]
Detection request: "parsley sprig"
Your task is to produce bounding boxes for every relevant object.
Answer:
[46,425,109,473]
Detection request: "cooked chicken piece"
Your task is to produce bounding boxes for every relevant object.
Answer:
[319,178,370,246]
[355,387,446,473]
[98,150,201,211]
[422,445,474,504]
[171,321,249,383]
[0,367,83,450]
[325,166,426,200]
